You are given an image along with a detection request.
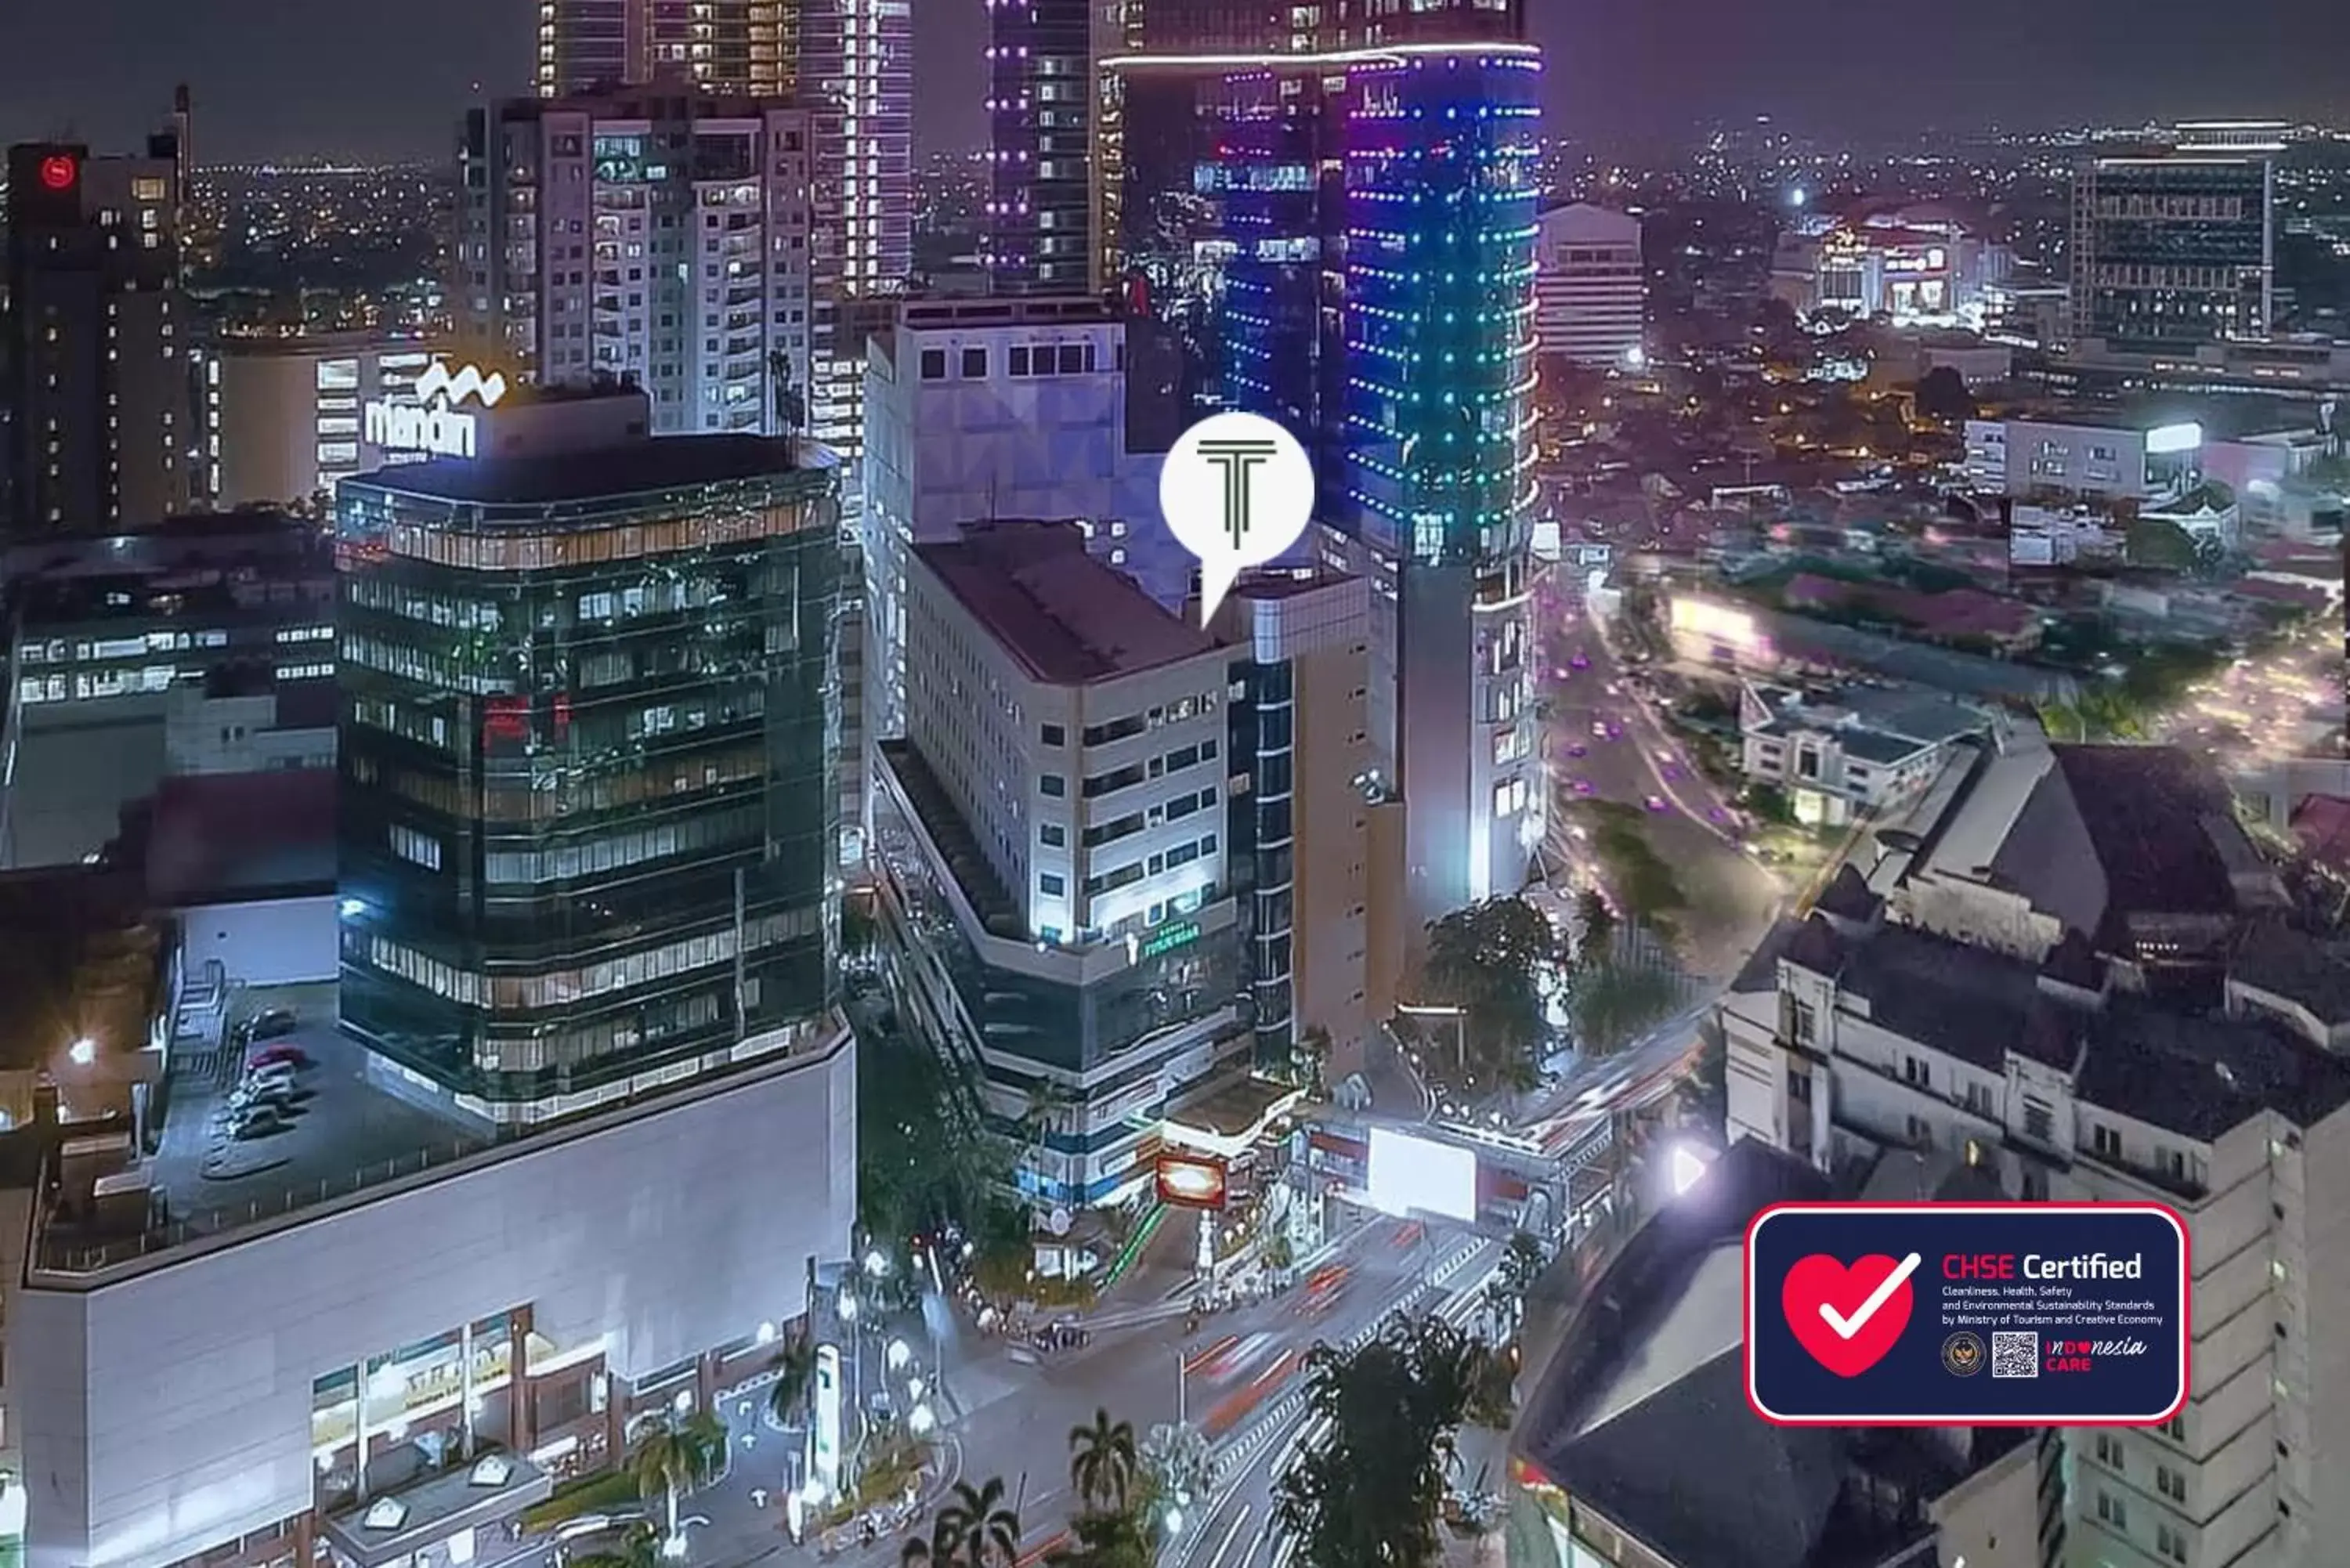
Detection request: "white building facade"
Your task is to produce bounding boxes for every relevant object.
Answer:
[1534,204,1644,369]
[870,522,1246,1210]
[859,297,1172,750]
[1963,415,2206,502]
[9,1039,856,1568]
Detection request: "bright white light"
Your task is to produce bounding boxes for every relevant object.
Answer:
[757,1321,778,1346]
[906,1376,925,1402]
[1165,1508,1184,1537]
[2145,422,2204,456]
[838,1293,858,1323]
[864,1249,891,1277]
[909,1403,936,1436]
[1789,187,1808,208]
[886,1339,911,1372]
[660,1534,687,1561]
[338,897,367,919]
[1669,1144,1713,1197]
[671,1389,693,1414]
[67,1038,96,1066]
[1367,1128,1478,1223]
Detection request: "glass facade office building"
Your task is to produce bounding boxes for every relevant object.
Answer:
[335,439,843,1123]
[2073,150,2275,352]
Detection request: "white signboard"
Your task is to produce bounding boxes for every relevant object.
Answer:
[363,361,508,460]
[811,1343,843,1494]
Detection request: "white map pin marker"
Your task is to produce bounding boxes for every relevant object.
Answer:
[1158,411,1317,627]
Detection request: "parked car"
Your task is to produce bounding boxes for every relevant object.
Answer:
[246,1006,298,1040]
[248,1043,311,1071]
[233,1105,290,1138]
[1643,795,1668,812]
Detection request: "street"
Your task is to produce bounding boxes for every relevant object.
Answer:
[1534,580,1784,981]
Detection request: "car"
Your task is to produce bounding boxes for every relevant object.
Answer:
[247,1061,298,1089]
[1569,650,1590,669]
[1661,764,1684,782]
[233,1105,290,1138]
[248,1042,311,1071]
[246,1006,298,1041]
[1565,743,1588,758]
[1590,720,1609,738]
[1643,795,1668,812]
[1573,779,1596,796]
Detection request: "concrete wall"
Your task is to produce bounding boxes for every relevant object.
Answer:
[176,895,340,987]
[10,1038,855,1568]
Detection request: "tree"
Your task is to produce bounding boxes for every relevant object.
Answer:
[572,1523,664,1568]
[625,1408,727,1544]
[1420,897,1559,1087]
[1046,1506,1157,1568]
[1275,1314,1492,1568]
[940,1477,1023,1568]
[1068,1408,1139,1514]
[1572,888,1617,970]
[766,1331,817,1431]
[1571,960,1683,1056]
[859,1024,1008,1245]
[2126,516,2200,573]
[1913,365,1975,425]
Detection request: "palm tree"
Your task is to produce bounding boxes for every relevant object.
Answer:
[1067,1408,1138,1513]
[943,1476,1023,1567]
[625,1407,727,1543]
[899,1508,963,1568]
[766,1331,818,1431]
[1045,1505,1155,1568]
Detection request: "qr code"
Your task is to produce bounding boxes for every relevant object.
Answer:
[1992,1332,2039,1378]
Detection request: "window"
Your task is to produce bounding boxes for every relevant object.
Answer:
[1786,999,1817,1046]
[2092,1124,2122,1161]
[1058,345,1086,374]
[1040,774,1066,798]
[389,824,443,871]
[2156,1525,2187,1563]
[1009,346,1032,377]
[1040,823,1066,847]
[919,349,947,381]
[2156,1464,2186,1501]
[1903,1054,1929,1089]
[1040,723,1065,746]
[1039,873,1065,897]
[2095,1490,2126,1529]
[1965,1082,1994,1116]
[961,347,989,379]
[2023,1097,2054,1143]
[2095,1433,2124,1472]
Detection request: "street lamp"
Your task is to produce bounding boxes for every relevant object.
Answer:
[886,1338,911,1373]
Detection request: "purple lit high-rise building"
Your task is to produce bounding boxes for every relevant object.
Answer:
[1104,0,1545,924]
[984,0,1110,294]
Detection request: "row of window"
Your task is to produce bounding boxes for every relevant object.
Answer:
[915,340,1105,383]
[18,629,233,664]
[1079,832,1218,898]
[363,907,813,1011]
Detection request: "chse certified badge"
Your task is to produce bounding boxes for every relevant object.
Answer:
[1941,1331,1986,1377]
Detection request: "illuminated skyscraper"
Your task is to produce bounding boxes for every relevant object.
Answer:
[536,0,789,96]
[4,139,190,537]
[985,0,1112,293]
[2071,121,2281,353]
[524,3,913,471]
[1104,27,1545,922]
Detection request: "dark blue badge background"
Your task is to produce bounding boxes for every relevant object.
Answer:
[1748,1206,2187,1423]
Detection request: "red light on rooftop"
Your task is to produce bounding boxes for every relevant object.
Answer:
[36,154,78,192]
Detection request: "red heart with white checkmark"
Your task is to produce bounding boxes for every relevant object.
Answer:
[1782,1252,1914,1378]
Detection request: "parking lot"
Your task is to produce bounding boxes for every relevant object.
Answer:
[150,980,490,1242]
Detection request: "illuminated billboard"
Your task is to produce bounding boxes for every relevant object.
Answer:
[1366,1128,1477,1223]
[1156,1152,1229,1210]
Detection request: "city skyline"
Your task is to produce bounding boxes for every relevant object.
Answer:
[1,0,2345,163]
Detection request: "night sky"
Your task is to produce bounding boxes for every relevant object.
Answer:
[2,0,2345,164]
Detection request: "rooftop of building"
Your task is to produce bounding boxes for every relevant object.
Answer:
[1744,680,1994,756]
[915,521,1221,687]
[3,508,328,594]
[344,433,826,508]
[2229,923,2350,1028]
[1515,1139,2011,1568]
[1775,909,2350,1143]
[1889,734,2269,952]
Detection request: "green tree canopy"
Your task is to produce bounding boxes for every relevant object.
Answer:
[1421,896,1561,1086]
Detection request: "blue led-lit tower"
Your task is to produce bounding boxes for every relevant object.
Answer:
[1333,45,1544,919]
